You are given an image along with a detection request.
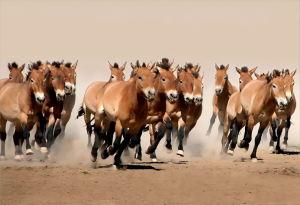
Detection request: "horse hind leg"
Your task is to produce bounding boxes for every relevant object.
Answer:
[275,120,285,153]
[146,122,165,162]
[12,124,23,161]
[84,109,93,148]
[282,118,291,150]
[164,118,173,154]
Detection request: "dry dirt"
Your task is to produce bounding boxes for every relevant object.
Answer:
[1,149,300,205]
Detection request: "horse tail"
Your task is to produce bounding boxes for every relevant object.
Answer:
[77,104,85,119]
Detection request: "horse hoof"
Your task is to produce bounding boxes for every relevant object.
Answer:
[268,146,274,154]
[14,155,22,161]
[26,149,34,155]
[20,155,25,160]
[281,143,287,150]
[251,158,258,163]
[90,155,97,162]
[227,150,234,156]
[101,148,109,159]
[164,146,172,154]
[0,156,6,160]
[151,158,158,162]
[176,150,184,157]
[87,143,92,149]
[128,141,135,149]
[40,147,48,154]
[134,153,142,161]
[237,141,242,148]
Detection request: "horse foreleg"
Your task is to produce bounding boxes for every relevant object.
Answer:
[275,120,285,153]
[221,112,231,155]
[13,124,23,161]
[102,119,122,158]
[19,113,33,156]
[238,116,254,152]
[146,122,165,161]
[250,121,269,162]
[205,106,218,136]
[176,119,186,157]
[282,117,291,150]
[131,127,143,160]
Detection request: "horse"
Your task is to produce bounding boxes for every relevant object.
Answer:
[78,61,127,148]
[159,64,195,158]
[231,70,287,162]
[126,58,178,162]
[205,64,238,138]
[268,69,296,153]
[38,61,66,158]
[91,62,156,166]
[0,62,47,160]
[0,62,25,89]
[219,66,257,155]
[164,63,204,157]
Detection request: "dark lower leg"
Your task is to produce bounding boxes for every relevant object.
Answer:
[165,118,172,149]
[46,123,55,152]
[271,120,278,141]
[91,127,101,158]
[13,131,22,155]
[0,132,6,156]
[275,121,285,152]
[283,118,291,145]
[39,114,47,148]
[147,124,165,154]
[21,123,31,151]
[129,126,143,148]
[53,123,62,142]
[177,126,184,151]
[206,114,216,136]
[105,122,116,147]
[114,134,132,165]
[250,128,264,159]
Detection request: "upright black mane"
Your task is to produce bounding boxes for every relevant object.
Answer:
[51,61,61,68]
[241,66,249,73]
[185,63,194,69]
[113,63,119,68]
[65,62,72,68]
[142,62,147,67]
[219,65,226,70]
[11,62,18,69]
[273,69,281,78]
[26,62,40,79]
[265,74,272,83]
[284,69,290,75]
[37,60,42,67]
[157,58,171,70]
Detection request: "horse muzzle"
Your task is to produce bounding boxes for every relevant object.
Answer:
[215,87,223,96]
[145,88,156,102]
[194,95,203,106]
[167,90,178,104]
[184,93,193,105]
[35,92,45,105]
[56,90,66,101]
[277,98,288,110]
[286,92,293,102]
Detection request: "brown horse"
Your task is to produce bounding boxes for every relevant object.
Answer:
[161,65,195,157]
[206,64,238,138]
[268,69,296,153]
[255,72,269,81]
[0,62,25,89]
[231,70,287,162]
[220,66,257,155]
[91,63,156,166]
[38,61,66,156]
[78,61,126,148]
[0,63,47,160]
[126,58,178,162]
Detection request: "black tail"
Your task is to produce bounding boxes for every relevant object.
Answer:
[230,117,237,130]
[77,104,85,119]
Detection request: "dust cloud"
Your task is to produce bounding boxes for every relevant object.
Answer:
[0,1,299,165]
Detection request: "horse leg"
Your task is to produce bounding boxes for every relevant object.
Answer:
[102,119,122,158]
[57,113,71,140]
[229,120,243,154]
[0,116,7,160]
[19,113,33,155]
[128,125,144,149]
[275,120,285,153]
[13,124,23,161]
[270,119,278,142]
[250,121,269,162]
[282,117,291,150]
[132,127,143,160]
[122,128,131,157]
[221,111,231,155]
[84,109,93,148]
[164,118,173,153]
[52,119,61,144]
[39,113,48,154]
[238,116,254,152]
[146,122,165,158]
[205,106,218,136]
[148,123,158,162]
[45,115,56,157]
[176,119,186,157]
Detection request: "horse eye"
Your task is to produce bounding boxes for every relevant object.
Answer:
[180,80,183,84]
[272,84,276,89]
[74,75,77,78]
[292,82,295,85]
[239,80,242,84]
[202,86,204,89]
[9,76,12,80]
[138,76,143,80]
[123,76,125,79]
[111,76,115,78]
[30,79,34,83]
[52,77,54,81]
[162,78,166,82]
[224,77,227,80]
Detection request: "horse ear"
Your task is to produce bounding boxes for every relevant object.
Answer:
[235,67,242,75]
[249,67,257,75]
[191,64,199,72]
[215,63,219,71]
[136,60,141,68]
[254,72,259,78]
[71,60,78,70]
[282,71,287,79]
[148,62,156,70]
[8,63,13,71]
[156,66,161,73]
[195,65,201,73]
[225,64,229,71]
[108,61,114,70]
[200,72,204,80]
[19,64,25,71]
[290,69,297,77]
[131,62,136,70]
[168,59,174,66]
[177,67,182,75]
[43,64,50,77]
[148,61,155,70]
[170,65,179,73]
[120,62,126,71]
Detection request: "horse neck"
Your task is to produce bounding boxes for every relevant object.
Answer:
[174,79,186,108]
[222,79,233,97]
[261,83,276,109]
[45,75,56,99]
[127,77,143,105]
[153,74,166,99]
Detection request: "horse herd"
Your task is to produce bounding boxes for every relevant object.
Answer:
[0,58,296,166]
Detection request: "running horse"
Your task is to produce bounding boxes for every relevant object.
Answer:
[93,62,156,166]
[219,66,257,155]
[77,61,127,148]
[163,63,204,158]
[127,58,179,161]
[0,62,25,88]
[206,64,238,138]
[0,63,47,160]
[231,70,287,162]
[268,69,296,153]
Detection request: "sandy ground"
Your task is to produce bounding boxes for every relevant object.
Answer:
[1,147,300,205]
